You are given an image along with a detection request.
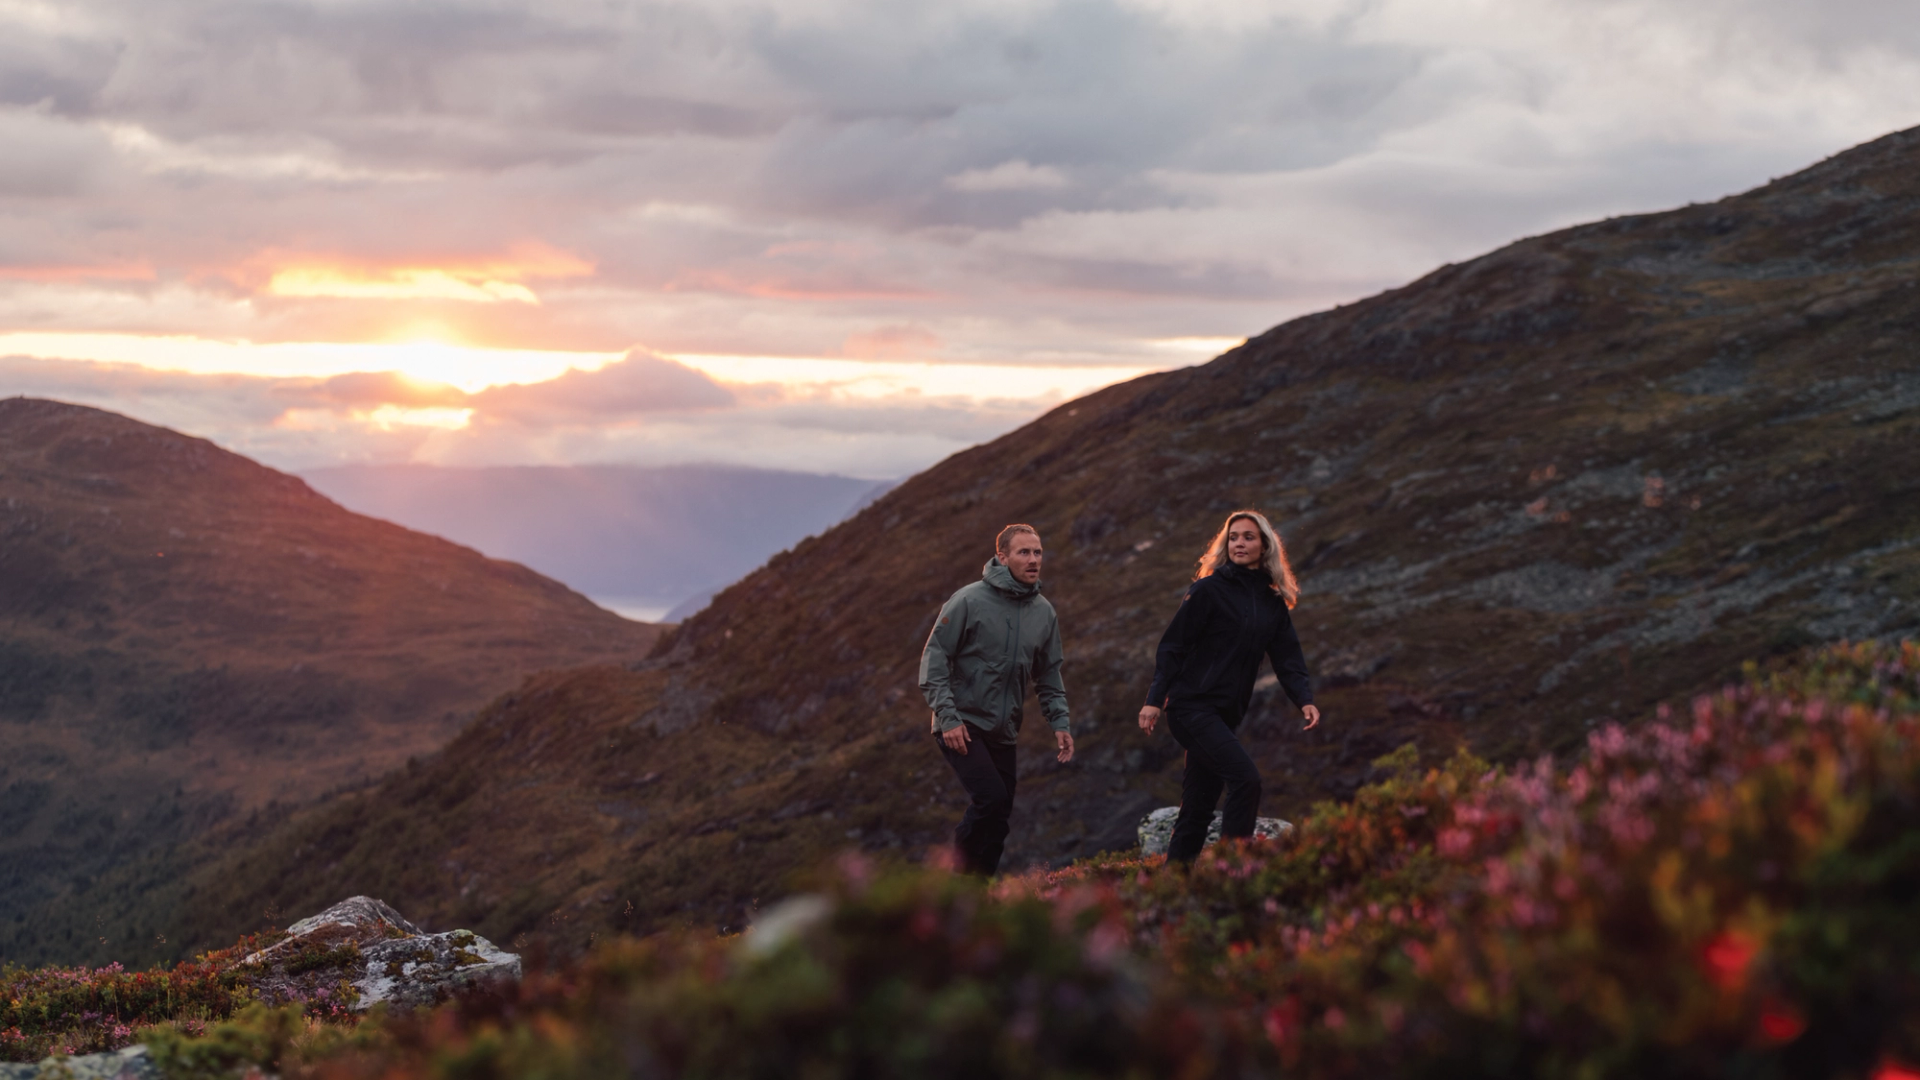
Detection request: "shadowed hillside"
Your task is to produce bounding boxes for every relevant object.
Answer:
[0,399,661,962]
[50,125,1920,961]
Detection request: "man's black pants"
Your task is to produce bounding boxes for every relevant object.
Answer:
[937,732,1018,876]
[1165,703,1262,864]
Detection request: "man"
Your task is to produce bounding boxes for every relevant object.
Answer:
[919,524,1074,876]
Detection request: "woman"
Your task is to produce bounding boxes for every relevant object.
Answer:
[1138,510,1321,864]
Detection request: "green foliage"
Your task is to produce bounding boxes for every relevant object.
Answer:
[143,1004,304,1079]
[283,942,362,978]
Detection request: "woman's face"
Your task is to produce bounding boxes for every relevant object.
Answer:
[1226,519,1264,567]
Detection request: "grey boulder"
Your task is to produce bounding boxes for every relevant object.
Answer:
[240,896,520,1012]
[1137,806,1292,857]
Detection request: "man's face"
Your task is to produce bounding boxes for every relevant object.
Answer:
[1001,532,1044,584]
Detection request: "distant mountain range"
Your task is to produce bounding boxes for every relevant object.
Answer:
[22,124,1920,966]
[0,400,660,964]
[302,465,888,621]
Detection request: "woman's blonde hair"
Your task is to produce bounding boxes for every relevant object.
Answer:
[1195,509,1300,608]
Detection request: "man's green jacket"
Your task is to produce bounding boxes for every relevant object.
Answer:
[919,558,1071,741]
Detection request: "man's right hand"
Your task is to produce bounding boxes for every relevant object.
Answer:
[941,722,972,752]
[1138,704,1162,735]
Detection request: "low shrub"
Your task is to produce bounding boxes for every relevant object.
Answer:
[0,933,281,1061]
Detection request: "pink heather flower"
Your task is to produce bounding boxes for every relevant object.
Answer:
[1083,922,1126,966]
[1484,860,1511,894]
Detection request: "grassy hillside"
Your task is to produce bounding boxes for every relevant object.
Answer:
[37,124,1920,963]
[0,400,661,964]
[11,641,1919,1078]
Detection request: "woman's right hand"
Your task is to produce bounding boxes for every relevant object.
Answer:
[1138,704,1162,735]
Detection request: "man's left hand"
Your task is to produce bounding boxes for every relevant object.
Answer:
[1055,731,1075,763]
[1301,704,1322,731]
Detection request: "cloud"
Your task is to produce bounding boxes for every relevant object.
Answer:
[947,160,1071,192]
[471,351,735,422]
[0,105,110,198]
[843,324,942,359]
[259,244,595,304]
[310,371,467,409]
[2,0,1918,474]
[0,347,1141,479]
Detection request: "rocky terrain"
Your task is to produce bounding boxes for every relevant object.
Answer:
[27,125,1920,961]
[0,895,516,1079]
[0,401,661,964]
[238,895,518,1013]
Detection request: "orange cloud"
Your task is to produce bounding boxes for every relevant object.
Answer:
[259,245,594,305]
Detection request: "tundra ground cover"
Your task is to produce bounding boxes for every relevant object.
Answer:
[12,640,1920,1078]
[0,935,274,1061]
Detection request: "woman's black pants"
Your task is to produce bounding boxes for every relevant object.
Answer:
[937,732,1019,876]
[1166,704,1262,863]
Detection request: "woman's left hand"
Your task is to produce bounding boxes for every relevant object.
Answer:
[1301,704,1321,731]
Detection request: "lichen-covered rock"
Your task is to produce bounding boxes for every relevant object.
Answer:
[0,1045,158,1079]
[285,896,423,940]
[1137,807,1292,858]
[237,896,519,1012]
[354,928,520,1012]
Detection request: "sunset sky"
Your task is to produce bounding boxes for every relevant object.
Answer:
[3,0,1917,478]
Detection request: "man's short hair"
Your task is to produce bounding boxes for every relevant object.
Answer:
[996,524,1039,555]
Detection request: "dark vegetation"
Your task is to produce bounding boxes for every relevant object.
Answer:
[0,400,661,965]
[9,640,1920,1078]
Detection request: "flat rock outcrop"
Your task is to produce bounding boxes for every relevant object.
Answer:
[0,1046,157,1080]
[1137,807,1292,858]
[240,896,520,1012]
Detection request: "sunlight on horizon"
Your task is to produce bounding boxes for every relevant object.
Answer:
[260,247,596,306]
[0,332,626,393]
[0,332,1205,404]
[266,269,543,305]
[663,353,1173,402]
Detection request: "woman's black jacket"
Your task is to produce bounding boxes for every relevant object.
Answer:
[1145,561,1313,724]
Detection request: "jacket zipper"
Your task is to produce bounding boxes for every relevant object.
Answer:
[1006,602,1023,730]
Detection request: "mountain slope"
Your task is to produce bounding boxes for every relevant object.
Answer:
[301,464,884,617]
[0,399,661,960]
[58,125,1920,960]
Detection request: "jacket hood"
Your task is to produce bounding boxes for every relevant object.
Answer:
[982,557,1041,599]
